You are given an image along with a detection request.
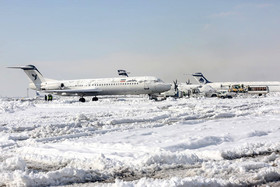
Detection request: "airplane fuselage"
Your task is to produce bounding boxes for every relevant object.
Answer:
[32,76,171,96]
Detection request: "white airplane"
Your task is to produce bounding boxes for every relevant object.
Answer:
[192,72,280,92]
[8,65,171,102]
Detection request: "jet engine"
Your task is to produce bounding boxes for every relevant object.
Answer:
[41,82,65,90]
[29,82,36,90]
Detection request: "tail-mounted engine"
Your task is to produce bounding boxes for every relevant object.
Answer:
[41,82,65,90]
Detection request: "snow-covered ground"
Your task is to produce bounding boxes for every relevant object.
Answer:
[1,94,280,186]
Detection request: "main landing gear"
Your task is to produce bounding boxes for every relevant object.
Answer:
[79,97,86,103]
[92,97,98,101]
[78,97,99,102]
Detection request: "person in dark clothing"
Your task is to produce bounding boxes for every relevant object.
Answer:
[47,94,53,101]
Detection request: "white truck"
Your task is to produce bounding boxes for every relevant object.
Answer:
[247,85,269,96]
[217,90,236,99]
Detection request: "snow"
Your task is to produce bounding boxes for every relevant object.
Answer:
[1,94,280,186]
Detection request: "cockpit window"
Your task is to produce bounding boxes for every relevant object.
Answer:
[155,79,163,83]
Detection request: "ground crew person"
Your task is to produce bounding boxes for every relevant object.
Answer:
[48,94,53,101]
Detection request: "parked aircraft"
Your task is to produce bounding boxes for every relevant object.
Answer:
[8,65,171,102]
[118,69,129,77]
[192,72,280,92]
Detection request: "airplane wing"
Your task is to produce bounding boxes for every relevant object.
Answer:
[44,88,102,96]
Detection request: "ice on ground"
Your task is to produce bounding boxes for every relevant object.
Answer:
[1,94,280,186]
[0,98,35,114]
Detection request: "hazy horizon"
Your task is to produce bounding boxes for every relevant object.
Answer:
[1,0,280,97]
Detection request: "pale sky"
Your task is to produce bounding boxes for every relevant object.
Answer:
[1,0,280,97]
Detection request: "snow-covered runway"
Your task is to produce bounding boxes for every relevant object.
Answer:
[1,95,280,186]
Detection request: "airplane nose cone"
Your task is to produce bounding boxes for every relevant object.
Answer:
[166,83,172,91]
[160,83,172,92]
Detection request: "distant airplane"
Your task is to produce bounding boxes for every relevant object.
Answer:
[8,65,171,102]
[192,72,280,92]
[118,69,129,77]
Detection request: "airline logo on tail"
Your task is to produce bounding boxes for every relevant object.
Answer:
[32,74,37,80]
[199,77,206,84]
[192,72,212,84]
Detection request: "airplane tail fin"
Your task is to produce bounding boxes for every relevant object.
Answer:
[8,65,46,90]
[192,72,212,84]
[118,69,129,77]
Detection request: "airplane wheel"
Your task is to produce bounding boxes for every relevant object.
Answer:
[92,97,98,101]
[79,98,86,102]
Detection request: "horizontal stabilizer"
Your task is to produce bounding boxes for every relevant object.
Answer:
[7,65,37,70]
[118,69,129,77]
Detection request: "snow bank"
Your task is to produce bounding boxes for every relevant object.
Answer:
[0,133,16,148]
[101,177,231,187]
[1,95,280,186]
[0,99,34,113]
